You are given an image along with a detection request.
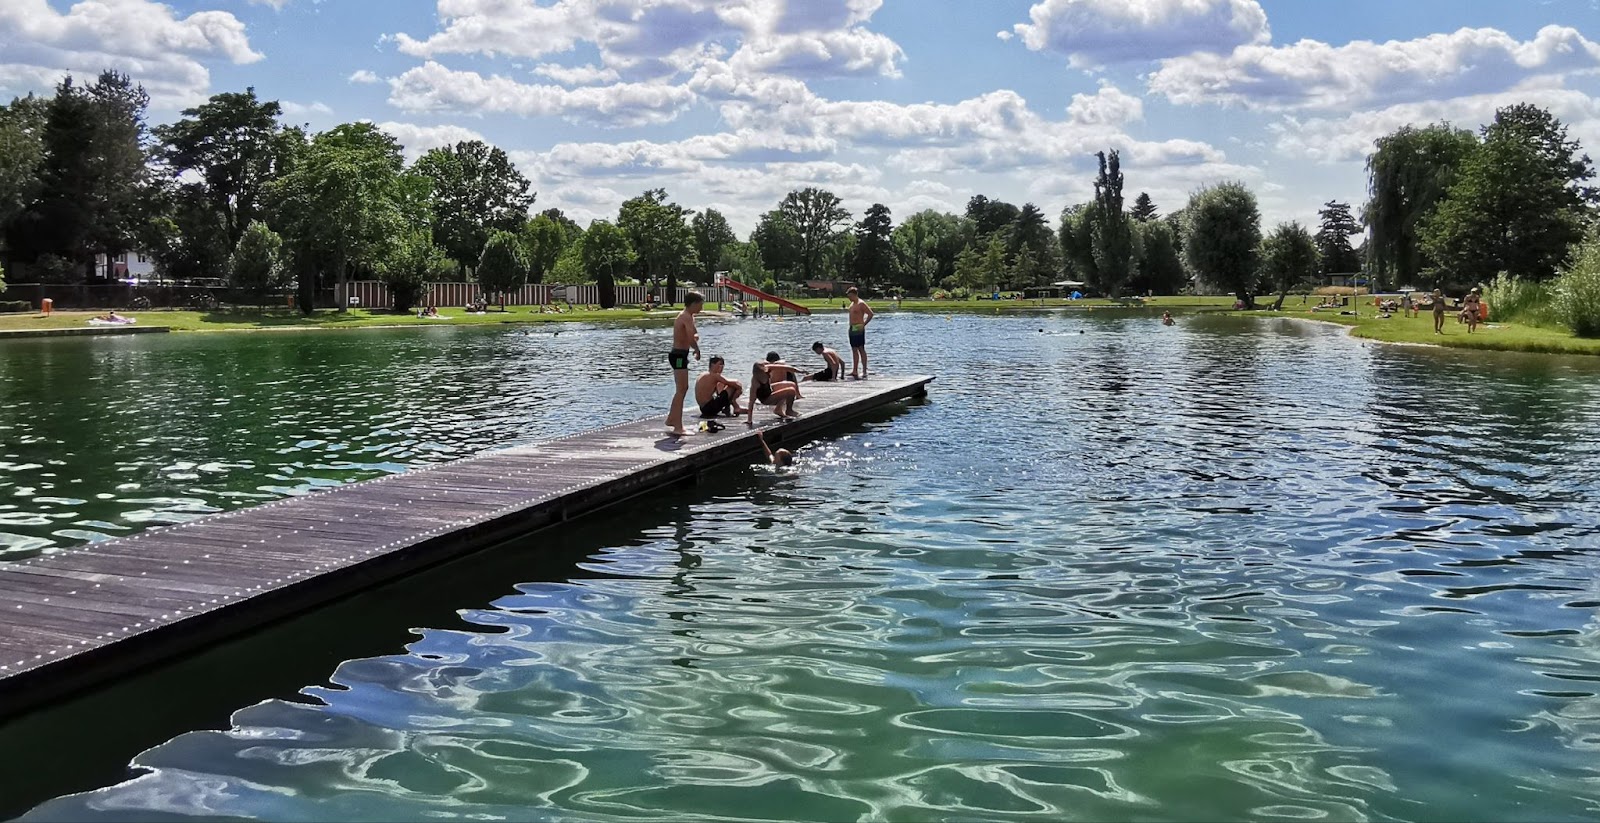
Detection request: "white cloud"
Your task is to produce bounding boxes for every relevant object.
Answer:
[373,120,489,162]
[1067,82,1144,126]
[1151,25,1600,111]
[1271,80,1600,164]
[280,99,331,118]
[347,69,380,84]
[533,63,621,86]
[1011,0,1268,68]
[0,0,263,107]
[387,61,697,127]
[249,0,289,9]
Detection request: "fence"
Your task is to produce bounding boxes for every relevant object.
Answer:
[335,282,730,310]
[0,283,247,311]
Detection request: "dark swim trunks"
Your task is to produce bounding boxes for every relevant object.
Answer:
[848,324,866,349]
[755,383,772,403]
[668,348,691,370]
[699,390,732,418]
[810,365,836,382]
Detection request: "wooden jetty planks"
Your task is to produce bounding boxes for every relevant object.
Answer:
[0,374,931,717]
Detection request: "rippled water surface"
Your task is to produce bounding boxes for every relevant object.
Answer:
[7,313,1600,821]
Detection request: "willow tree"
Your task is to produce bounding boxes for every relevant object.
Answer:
[1259,221,1319,310]
[1364,123,1478,289]
[1183,182,1261,307]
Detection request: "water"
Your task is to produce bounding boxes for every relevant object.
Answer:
[6,312,1600,821]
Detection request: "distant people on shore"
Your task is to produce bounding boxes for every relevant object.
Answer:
[806,341,845,381]
[1432,288,1448,333]
[1462,287,1483,333]
[695,355,745,419]
[665,292,703,436]
[847,286,874,379]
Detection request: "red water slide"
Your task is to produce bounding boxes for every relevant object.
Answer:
[720,277,812,316]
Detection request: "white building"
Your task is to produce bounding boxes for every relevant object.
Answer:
[95,250,157,282]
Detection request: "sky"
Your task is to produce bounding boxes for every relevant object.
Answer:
[5,0,1600,237]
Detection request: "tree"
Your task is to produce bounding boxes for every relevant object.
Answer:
[1131,192,1158,222]
[580,219,633,308]
[1365,123,1479,289]
[1259,221,1319,310]
[1421,105,1593,283]
[1090,150,1134,297]
[893,209,964,292]
[691,207,736,284]
[619,188,695,300]
[1314,201,1361,277]
[1009,202,1052,263]
[852,203,898,289]
[154,88,286,249]
[520,212,573,285]
[751,208,802,277]
[228,220,289,310]
[779,187,851,282]
[268,122,406,312]
[1131,219,1186,295]
[17,72,152,278]
[379,230,451,313]
[966,195,1021,239]
[476,230,527,309]
[413,140,533,274]
[0,95,47,244]
[1184,182,1262,307]
[1059,203,1099,287]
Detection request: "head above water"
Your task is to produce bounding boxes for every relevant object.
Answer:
[685,291,705,309]
[774,448,794,466]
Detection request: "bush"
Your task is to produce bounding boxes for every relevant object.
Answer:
[1483,272,1560,328]
[380,232,451,313]
[1554,233,1600,337]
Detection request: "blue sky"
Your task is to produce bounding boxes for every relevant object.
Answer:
[5,0,1600,235]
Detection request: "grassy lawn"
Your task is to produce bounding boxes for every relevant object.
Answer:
[1247,303,1600,356]
[0,306,675,333]
[792,294,1239,312]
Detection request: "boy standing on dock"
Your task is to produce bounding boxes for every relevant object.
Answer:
[846,286,875,379]
[667,292,704,436]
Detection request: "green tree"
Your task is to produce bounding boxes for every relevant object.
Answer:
[154,88,286,249]
[1421,105,1593,283]
[718,240,770,286]
[1314,200,1361,276]
[1009,202,1052,264]
[1090,150,1134,297]
[966,194,1021,240]
[475,230,527,309]
[892,209,964,291]
[1131,192,1158,222]
[520,212,573,285]
[1059,203,1098,287]
[413,140,532,275]
[139,183,231,281]
[228,220,289,310]
[751,208,803,278]
[379,230,451,313]
[779,187,850,282]
[1365,123,1479,290]
[852,203,898,289]
[1184,181,1262,307]
[1259,221,1319,310]
[1131,219,1186,294]
[0,95,47,245]
[268,122,406,312]
[619,188,695,300]
[17,72,152,278]
[580,219,633,308]
[691,207,736,284]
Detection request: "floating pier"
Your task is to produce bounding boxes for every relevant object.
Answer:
[0,375,933,718]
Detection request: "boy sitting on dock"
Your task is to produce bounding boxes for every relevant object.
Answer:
[696,356,745,418]
[666,292,704,436]
[805,341,845,382]
[846,286,875,379]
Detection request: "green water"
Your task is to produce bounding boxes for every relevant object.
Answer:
[5,314,1600,821]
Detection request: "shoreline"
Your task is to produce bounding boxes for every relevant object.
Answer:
[1246,309,1600,358]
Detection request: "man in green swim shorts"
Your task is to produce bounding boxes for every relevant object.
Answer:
[846,286,875,379]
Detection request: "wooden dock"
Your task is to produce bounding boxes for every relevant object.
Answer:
[0,375,932,719]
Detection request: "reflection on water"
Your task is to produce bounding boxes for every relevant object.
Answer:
[10,313,1600,821]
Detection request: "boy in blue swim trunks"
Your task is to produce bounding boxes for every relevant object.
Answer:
[666,292,704,436]
[846,286,874,379]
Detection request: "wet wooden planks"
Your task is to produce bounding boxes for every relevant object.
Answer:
[0,374,932,717]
